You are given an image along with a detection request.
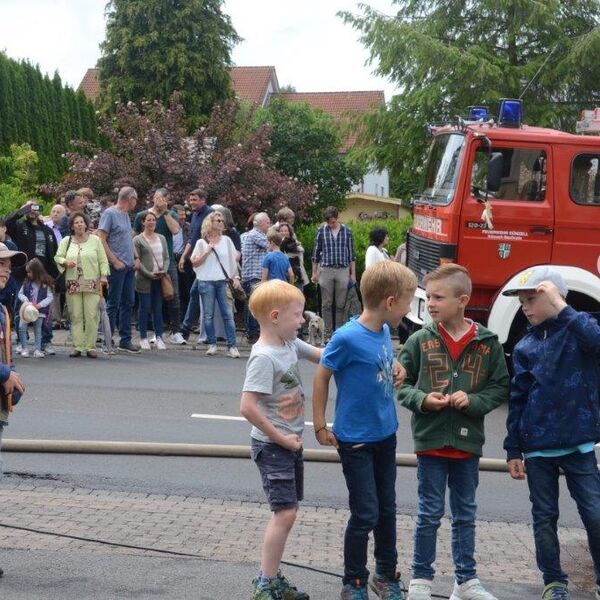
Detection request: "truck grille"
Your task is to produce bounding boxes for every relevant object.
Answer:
[406,232,456,285]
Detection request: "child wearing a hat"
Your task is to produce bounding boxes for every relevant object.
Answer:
[503,266,600,600]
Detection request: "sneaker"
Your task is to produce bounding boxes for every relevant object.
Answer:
[450,579,497,600]
[206,344,217,356]
[227,346,240,358]
[33,350,45,359]
[541,582,569,600]
[118,342,141,354]
[20,349,29,358]
[276,571,309,599]
[370,572,404,599]
[407,579,432,600]
[43,344,56,355]
[341,581,369,599]
[15,344,22,354]
[251,577,283,600]
[100,344,115,355]
[139,338,151,351]
[148,335,156,345]
[169,332,186,345]
[155,337,167,351]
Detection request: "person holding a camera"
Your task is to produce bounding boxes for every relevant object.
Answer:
[5,200,59,355]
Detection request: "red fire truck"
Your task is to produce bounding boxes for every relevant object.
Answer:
[406,100,600,352]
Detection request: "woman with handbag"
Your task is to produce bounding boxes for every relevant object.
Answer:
[191,212,241,358]
[133,212,169,351]
[54,212,109,358]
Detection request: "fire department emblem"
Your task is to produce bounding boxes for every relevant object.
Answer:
[498,243,511,259]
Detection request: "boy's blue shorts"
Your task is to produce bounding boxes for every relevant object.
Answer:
[251,438,304,511]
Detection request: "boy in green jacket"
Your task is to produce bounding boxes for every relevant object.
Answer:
[397,264,509,600]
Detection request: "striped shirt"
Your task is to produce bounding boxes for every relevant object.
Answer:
[241,228,269,282]
[311,224,355,267]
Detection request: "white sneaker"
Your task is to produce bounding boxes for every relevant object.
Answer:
[20,349,29,358]
[408,579,433,600]
[227,346,240,358]
[44,344,55,355]
[33,350,45,359]
[155,337,167,351]
[148,335,156,345]
[206,344,217,356]
[139,338,151,350]
[169,332,186,345]
[450,579,497,600]
[15,344,22,353]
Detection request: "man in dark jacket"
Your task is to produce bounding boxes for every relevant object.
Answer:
[5,200,59,354]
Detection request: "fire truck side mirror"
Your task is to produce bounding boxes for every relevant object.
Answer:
[487,152,503,193]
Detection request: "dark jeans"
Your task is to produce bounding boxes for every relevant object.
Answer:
[106,265,135,347]
[413,455,479,584]
[138,280,164,339]
[243,279,260,339]
[526,451,600,587]
[181,279,199,336]
[337,433,398,585]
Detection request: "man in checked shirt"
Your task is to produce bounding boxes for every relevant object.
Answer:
[311,206,356,340]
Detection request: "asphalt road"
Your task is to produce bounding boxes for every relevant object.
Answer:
[3,348,589,526]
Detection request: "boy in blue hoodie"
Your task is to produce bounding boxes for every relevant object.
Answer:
[503,266,600,600]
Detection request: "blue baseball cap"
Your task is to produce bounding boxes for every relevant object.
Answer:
[502,266,568,297]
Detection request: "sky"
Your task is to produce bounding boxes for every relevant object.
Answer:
[0,0,399,100]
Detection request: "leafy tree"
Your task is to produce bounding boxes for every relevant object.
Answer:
[51,95,315,226]
[0,144,42,214]
[255,97,364,220]
[98,0,240,125]
[340,0,600,195]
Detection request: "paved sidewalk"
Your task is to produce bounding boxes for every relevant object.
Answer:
[0,478,595,599]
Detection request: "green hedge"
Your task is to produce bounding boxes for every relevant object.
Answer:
[295,215,413,311]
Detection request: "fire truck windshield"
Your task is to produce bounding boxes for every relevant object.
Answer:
[420,133,465,205]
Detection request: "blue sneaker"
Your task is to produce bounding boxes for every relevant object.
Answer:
[341,581,369,599]
[370,572,405,599]
[541,582,569,600]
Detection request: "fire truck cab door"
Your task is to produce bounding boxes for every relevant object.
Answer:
[458,143,554,286]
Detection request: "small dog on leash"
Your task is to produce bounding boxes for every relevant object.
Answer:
[304,311,325,346]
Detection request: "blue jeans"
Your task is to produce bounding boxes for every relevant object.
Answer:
[181,279,200,336]
[337,434,398,586]
[243,279,260,339]
[106,265,135,347]
[18,317,43,352]
[413,455,479,584]
[525,451,600,587]
[138,280,164,339]
[197,280,236,348]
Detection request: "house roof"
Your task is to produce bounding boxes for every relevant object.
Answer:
[229,66,278,106]
[278,91,385,151]
[77,65,279,106]
[78,68,100,101]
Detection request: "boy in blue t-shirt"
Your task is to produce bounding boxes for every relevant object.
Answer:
[262,230,294,284]
[312,261,417,600]
[503,267,600,600]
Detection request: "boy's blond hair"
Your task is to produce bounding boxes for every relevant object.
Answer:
[267,229,282,247]
[423,263,472,297]
[360,261,417,309]
[249,279,304,321]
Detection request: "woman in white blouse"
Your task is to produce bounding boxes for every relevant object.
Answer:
[191,212,241,358]
[365,227,390,269]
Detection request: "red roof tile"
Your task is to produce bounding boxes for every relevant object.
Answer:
[78,65,278,106]
[278,91,385,150]
[78,68,100,102]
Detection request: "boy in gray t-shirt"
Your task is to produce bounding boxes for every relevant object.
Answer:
[241,280,321,600]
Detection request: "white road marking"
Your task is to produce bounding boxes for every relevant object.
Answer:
[191,414,332,427]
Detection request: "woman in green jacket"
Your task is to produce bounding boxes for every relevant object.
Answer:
[133,212,169,351]
[54,212,109,358]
